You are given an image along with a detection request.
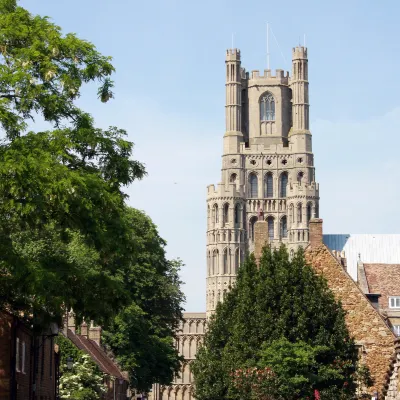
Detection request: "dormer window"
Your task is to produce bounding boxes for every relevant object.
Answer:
[260,93,275,121]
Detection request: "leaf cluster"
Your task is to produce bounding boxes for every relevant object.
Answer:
[0,0,115,139]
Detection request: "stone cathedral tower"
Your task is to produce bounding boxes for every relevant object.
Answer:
[206,46,319,316]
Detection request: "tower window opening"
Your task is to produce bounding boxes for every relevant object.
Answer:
[213,204,219,224]
[267,216,274,240]
[223,249,228,274]
[235,204,240,224]
[223,203,229,226]
[235,248,239,274]
[249,173,258,198]
[280,216,288,238]
[230,173,237,183]
[264,173,273,198]
[280,172,288,198]
[297,171,304,185]
[297,204,303,224]
[249,216,257,241]
[307,203,312,223]
[260,93,275,121]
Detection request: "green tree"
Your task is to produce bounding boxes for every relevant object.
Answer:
[103,208,185,392]
[0,1,145,328]
[192,246,363,400]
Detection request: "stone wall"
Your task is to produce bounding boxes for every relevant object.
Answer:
[306,219,396,397]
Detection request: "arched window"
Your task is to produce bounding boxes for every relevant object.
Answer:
[249,173,258,198]
[267,216,274,240]
[223,203,229,226]
[297,171,304,186]
[249,216,257,241]
[213,204,219,224]
[235,248,239,273]
[212,250,219,275]
[280,172,288,197]
[230,173,237,183]
[307,203,312,223]
[234,204,240,225]
[223,249,228,274]
[297,204,302,223]
[260,93,275,121]
[280,216,287,238]
[264,173,273,198]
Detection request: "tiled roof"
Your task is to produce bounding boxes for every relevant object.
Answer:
[67,329,125,379]
[363,264,400,308]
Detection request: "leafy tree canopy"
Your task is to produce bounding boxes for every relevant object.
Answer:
[192,246,363,400]
[0,0,114,140]
[103,208,185,392]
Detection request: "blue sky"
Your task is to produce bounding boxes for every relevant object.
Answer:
[21,0,400,312]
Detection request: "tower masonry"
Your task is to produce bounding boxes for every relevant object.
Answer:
[206,46,319,316]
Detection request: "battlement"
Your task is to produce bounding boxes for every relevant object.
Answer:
[226,48,241,61]
[207,183,245,199]
[292,46,307,60]
[248,69,289,84]
[287,181,319,197]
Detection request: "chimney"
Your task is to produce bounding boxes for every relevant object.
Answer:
[88,321,102,346]
[80,321,88,338]
[309,218,323,248]
[254,221,269,264]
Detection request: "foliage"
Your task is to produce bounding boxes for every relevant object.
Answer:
[0,2,185,392]
[192,246,364,400]
[56,335,105,400]
[103,208,185,392]
[0,0,115,140]
[0,1,146,328]
[0,125,145,328]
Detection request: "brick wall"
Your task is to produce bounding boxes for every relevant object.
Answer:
[0,312,12,400]
[306,219,396,397]
[0,311,58,400]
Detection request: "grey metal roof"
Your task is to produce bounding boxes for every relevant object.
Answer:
[323,234,400,280]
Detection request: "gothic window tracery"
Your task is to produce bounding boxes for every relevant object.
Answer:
[260,92,275,121]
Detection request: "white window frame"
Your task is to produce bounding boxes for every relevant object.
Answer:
[15,338,20,372]
[389,296,400,309]
[21,341,26,373]
[393,325,400,336]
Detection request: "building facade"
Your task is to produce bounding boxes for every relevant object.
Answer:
[206,45,319,315]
